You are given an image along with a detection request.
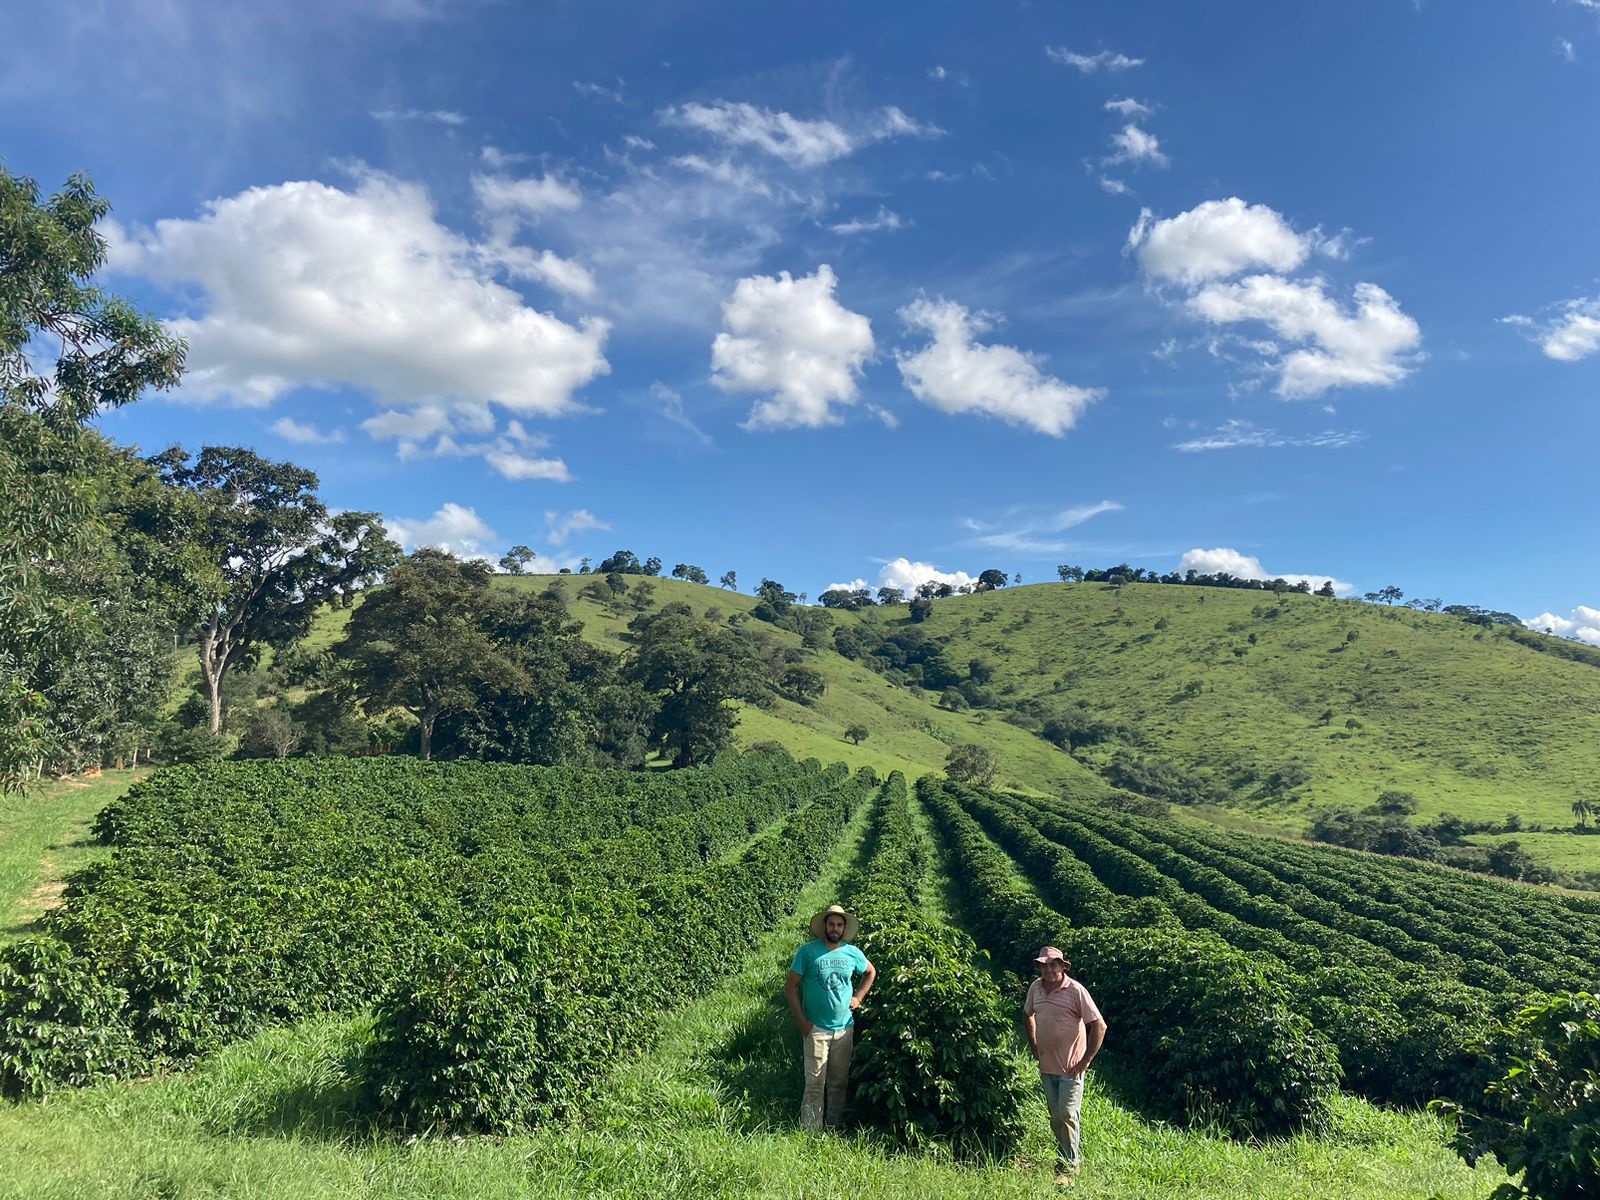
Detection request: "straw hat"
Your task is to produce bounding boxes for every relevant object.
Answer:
[809,903,860,942]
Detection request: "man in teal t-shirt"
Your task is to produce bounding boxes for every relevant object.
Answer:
[785,903,877,1131]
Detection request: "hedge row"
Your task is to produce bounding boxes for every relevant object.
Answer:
[0,752,838,1097]
[979,790,1497,1107]
[846,773,1031,1159]
[920,777,1338,1138]
[361,766,877,1131]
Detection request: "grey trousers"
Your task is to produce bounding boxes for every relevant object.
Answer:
[1040,1072,1084,1169]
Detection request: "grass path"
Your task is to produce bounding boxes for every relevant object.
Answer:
[0,769,144,940]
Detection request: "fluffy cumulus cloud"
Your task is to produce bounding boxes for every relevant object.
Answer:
[1178,547,1353,596]
[662,101,940,167]
[471,172,582,222]
[1504,297,1600,362]
[896,299,1103,435]
[710,265,875,430]
[108,171,611,427]
[875,558,978,595]
[387,502,497,559]
[1524,605,1600,646]
[1188,276,1421,398]
[1129,198,1310,286]
[1130,197,1420,398]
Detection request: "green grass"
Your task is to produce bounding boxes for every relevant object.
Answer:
[0,769,142,940]
[0,779,1505,1199]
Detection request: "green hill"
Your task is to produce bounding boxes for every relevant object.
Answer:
[477,574,1600,878]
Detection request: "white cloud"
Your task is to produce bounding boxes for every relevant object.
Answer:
[1178,547,1353,596]
[662,100,940,167]
[1129,197,1311,286]
[573,80,623,103]
[963,501,1124,555]
[825,577,872,594]
[1105,124,1168,168]
[483,445,572,482]
[109,171,610,422]
[371,108,465,125]
[388,502,497,559]
[546,508,610,546]
[472,172,583,222]
[895,298,1103,435]
[1046,47,1144,72]
[1525,298,1600,362]
[1558,38,1576,62]
[829,206,905,235]
[1188,275,1421,398]
[1104,97,1153,117]
[649,381,713,446]
[479,146,528,170]
[1525,605,1600,646]
[484,244,598,299]
[876,558,979,595]
[1173,419,1363,452]
[1098,177,1132,196]
[711,264,875,430]
[270,416,345,444]
[927,65,968,85]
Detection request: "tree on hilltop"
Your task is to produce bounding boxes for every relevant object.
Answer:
[672,563,709,585]
[976,568,1009,592]
[498,545,536,574]
[719,570,738,591]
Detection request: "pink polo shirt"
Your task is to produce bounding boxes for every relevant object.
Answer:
[1024,975,1103,1076]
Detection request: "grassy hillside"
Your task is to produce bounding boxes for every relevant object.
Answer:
[841,582,1600,849]
[288,572,1600,875]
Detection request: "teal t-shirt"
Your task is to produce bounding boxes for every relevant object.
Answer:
[790,940,869,1030]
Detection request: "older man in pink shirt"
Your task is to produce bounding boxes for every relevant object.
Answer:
[1023,946,1106,1185]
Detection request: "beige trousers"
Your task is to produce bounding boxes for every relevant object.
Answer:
[800,1026,854,1131]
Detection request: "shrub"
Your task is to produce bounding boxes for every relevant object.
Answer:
[0,937,141,1097]
[1438,991,1600,1200]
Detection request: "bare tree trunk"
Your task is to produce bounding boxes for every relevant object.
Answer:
[419,705,438,760]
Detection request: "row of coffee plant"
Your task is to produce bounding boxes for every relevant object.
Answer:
[845,773,1031,1159]
[0,751,839,1097]
[918,777,1340,1139]
[365,765,877,1131]
[962,788,1496,1105]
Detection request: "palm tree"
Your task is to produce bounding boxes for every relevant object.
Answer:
[1572,799,1594,830]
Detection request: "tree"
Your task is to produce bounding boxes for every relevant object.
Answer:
[498,545,536,575]
[908,597,934,624]
[156,446,400,733]
[242,705,304,760]
[976,568,1009,592]
[844,723,869,745]
[1315,581,1336,598]
[627,607,769,766]
[1377,585,1404,606]
[945,743,998,787]
[1574,799,1595,830]
[719,570,738,591]
[340,549,519,760]
[642,556,663,577]
[2,169,186,791]
[876,586,905,606]
[1373,790,1419,816]
[671,563,709,585]
[1056,565,1085,583]
[779,664,826,705]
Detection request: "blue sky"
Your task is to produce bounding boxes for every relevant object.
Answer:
[5,0,1599,638]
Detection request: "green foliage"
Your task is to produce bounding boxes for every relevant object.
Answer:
[0,936,140,1097]
[1438,991,1600,1200]
[0,753,836,1096]
[944,743,997,787]
[367,762,870,1131]
[848,774,1031,1159]
[921,777,1339,1138]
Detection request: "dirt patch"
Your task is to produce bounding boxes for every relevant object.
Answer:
[16,859,67,919]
